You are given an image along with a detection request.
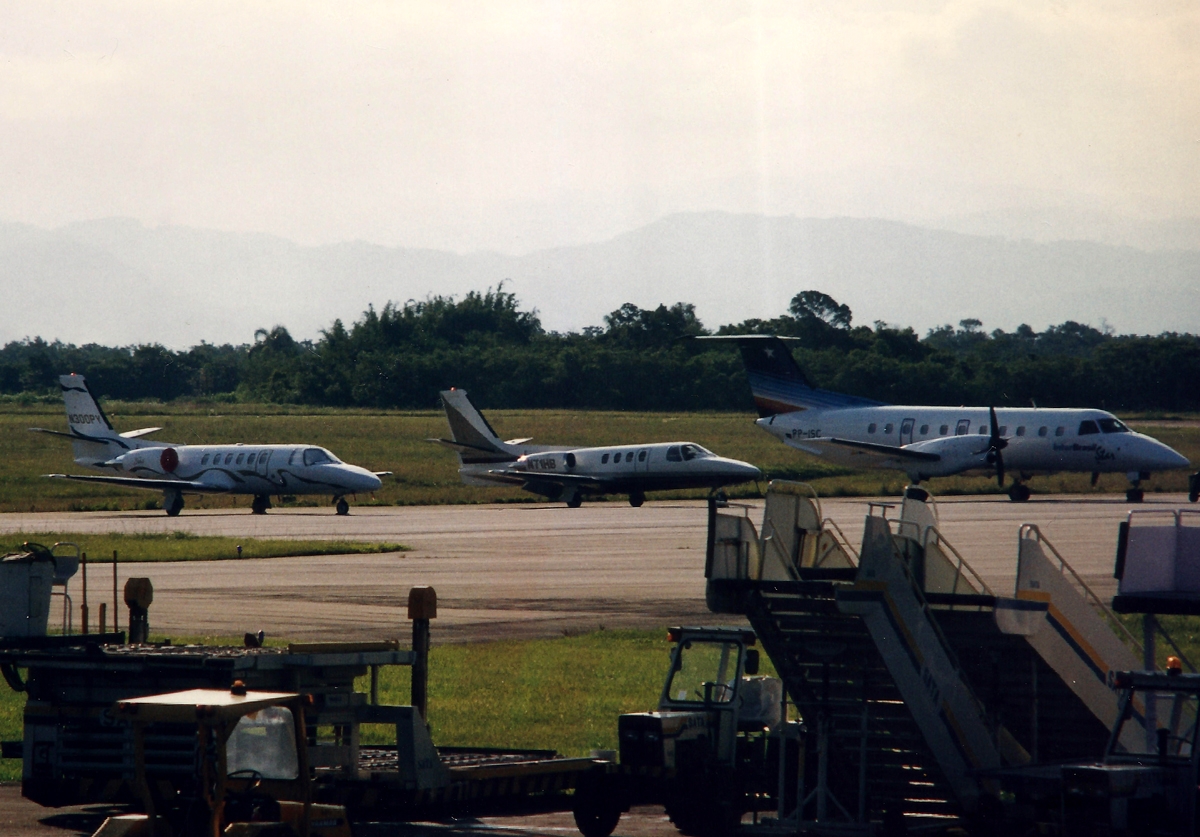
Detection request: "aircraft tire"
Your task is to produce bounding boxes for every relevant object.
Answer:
[251,495,270,515]
[1007,484,1031,502]
[1126,488,1145,503]
[566,496,583,509]
[164,494,184,517]
[335,498,350,515]
[629,491,645,508]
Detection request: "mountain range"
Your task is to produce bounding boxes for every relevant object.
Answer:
[1,212,1197,348]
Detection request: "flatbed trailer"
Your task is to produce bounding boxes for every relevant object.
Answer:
[0,633,609,827]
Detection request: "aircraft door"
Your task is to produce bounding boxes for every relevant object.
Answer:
[900,418,915,445]
[256,451,271,478]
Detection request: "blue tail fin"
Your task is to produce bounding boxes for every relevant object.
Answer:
[702,335,885,415]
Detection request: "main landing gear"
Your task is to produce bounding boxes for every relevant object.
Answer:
[251,494,272,515]
[628,490,645,508]
[163,490,185,517]
[335,497,350,516]
[1189,472,1199,504]
[1007,483,1031,503]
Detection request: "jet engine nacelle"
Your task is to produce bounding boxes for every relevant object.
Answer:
[105,447,180,474]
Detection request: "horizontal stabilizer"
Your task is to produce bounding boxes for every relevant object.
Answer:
[46,473,231,494]
[428,437,518,461]
[120,427,163,439]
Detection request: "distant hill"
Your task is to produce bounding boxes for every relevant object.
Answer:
[1,212,1197,348]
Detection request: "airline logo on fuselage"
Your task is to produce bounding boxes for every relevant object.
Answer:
[1052,442,1116,461]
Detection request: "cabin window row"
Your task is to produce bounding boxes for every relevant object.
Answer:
[865,420,1126,439]
[201,451,270,466]
[600,451,647,464]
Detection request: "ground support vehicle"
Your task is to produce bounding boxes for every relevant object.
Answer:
[89,686,352,837]
[988,668,1200,836]
[574,626,800,837]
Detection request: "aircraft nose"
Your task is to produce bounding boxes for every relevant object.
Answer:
[1140,437,1191,471]
[722,459,762,481]
[345,466,382,492]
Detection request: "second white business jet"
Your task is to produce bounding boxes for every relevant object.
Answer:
[706,335,1191,502]
[431,389,761,507]
[31,374,387,516]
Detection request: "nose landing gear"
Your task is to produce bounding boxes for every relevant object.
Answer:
[335,497,350,515]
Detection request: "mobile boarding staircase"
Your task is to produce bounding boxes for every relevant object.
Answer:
[706,482,1160,833]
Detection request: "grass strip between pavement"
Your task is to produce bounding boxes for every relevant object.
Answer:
[2,532,407,562]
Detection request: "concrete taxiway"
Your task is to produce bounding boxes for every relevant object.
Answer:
[0,493,1190,643]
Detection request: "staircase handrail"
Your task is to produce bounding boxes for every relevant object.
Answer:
[1019,523,1141,651]
[881,517,991,724]
[819,517,860,566]
[924,527,995,598]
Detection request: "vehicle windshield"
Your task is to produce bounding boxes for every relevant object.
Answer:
[680,444,712,461]
[664,640,739,704]
[1099,418,1130,434]
[303,447,339,466]
[226,706,299,780]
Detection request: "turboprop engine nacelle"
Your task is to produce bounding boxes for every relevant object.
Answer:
[105,447,180,474]
[905,435,993,478]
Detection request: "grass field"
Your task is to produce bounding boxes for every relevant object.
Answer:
[1,532,407,562]
[2,402,1197,513]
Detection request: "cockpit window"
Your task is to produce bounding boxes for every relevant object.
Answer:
[680,444,703,461]
[1078,420,1100,436]
[666,446,681,462]
[1099,418,1130,434]
[303,448,333,466]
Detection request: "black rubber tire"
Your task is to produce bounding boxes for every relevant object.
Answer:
[1008,484,1030,502]
[335,498,350,515]
[165,495,184,516]
[1126,488,1145,503]
[567,496,583,509]
[629,491,645,508]
[573,800,622,837]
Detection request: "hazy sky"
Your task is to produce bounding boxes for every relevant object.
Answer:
[2,2,1197,255]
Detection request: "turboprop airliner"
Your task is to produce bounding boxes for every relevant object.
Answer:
[707,335,1192,502]
[430,388,761,507]
[30,374,386,516]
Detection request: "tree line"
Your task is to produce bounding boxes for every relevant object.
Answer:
[2,287,1198,413]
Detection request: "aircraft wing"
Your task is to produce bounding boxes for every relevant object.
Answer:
[479,468,609,488]
[46,474,233,494]
[789,437,941,468]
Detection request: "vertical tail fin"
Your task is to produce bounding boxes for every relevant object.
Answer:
[60,374,119,440]
[699,335,885,415]
[58,374,127,465]
[436,389,518,464]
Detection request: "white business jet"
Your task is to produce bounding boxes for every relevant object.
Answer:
[31,374,386,516]
[706,335,1192,502]
[430,388,761,507]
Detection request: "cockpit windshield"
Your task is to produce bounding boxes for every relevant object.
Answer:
[679,444,712,461]
[664,640,739,705]
[303,448,339,466]
[1098,418,1130,434]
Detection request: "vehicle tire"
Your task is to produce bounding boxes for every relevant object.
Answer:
[1126,488,1145,503]
[573,798,622,837]
[335,498,350,515]
[629,490,645,508]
